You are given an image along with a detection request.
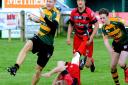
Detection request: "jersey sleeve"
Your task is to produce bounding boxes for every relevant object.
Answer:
[102,25,108,36]
[54,9,60,24]
[69,9,75,26]
[116,21,127,33]
[87,7,97,24]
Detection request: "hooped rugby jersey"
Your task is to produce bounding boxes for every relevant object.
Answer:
[38,7,60,45]
[69,7,97,36]
[102,21,128,44]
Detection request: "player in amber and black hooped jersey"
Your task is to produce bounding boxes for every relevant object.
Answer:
[99,8,128,85]
[7,0,60,85]
[66,0,99,72]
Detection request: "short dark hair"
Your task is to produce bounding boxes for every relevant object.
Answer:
[99,8,109,16]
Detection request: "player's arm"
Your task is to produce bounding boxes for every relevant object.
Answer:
[28,14,41,23]
[89,21,99,44]
[67,23,73,45]
[41,61,66,78]
[117,21,127,33]
[66,11,74,45]
[40,9,60,31]
[102,34,114,56]
[87,8,99,45]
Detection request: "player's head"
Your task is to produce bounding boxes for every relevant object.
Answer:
[55,80,67,85]
[99,8,109,24]
[77,0,86,8]
[46,0,56,10]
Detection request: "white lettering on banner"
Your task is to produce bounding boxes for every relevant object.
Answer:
[7,0,22,5]
[5,0,46,8]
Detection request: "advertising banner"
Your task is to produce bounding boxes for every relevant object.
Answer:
[3,0,46,8]
[0,12,19,30]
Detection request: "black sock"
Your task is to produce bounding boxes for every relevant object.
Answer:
[111,69,120,85]
[121,64,128,70]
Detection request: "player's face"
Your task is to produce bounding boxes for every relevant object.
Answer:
[46,0,55,10]
[99,14,108,25]
[77,0,86,8]
[55,80,67,85]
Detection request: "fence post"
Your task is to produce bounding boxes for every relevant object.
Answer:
[8,29,11,42]
[20,10,25,42]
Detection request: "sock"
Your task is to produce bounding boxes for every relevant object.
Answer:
[14,64,19,69]
[111,69,120,85]
[71,52,80,65]
[91,58,94,64]
[121,64,128,70]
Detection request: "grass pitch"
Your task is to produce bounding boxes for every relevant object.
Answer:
[0,37,127,85]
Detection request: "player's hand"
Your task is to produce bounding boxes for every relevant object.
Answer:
[87,37,93,46]
[7,64,19,76]
[28,14,33,21]
[66,39,71,45]
[39,8,45,18]
[28,13,40,22]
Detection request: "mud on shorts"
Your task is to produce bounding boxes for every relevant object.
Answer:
[30,35,54,67]
[112,41,128,53]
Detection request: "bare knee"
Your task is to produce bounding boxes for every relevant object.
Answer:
[34,66,43,78]
[35,70,42,78]
[118,60,125,67]
[23,40,33,52]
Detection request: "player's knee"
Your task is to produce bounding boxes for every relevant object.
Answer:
[118,60,125,68]
[119,64,127,69]
[23,40,33,51]
[35,66,43,77]
[35,69,42,78]
[85,59,91,68]
[85,64,90,68]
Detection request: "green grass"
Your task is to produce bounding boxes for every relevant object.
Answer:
[0,37,127,85]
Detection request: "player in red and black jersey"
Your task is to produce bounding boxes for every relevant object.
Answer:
[66,0,99,72]
[42,52,81,85]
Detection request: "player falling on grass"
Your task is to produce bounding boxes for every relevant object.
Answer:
[99,8,128,85]
[41,52,81,85]
[66,0,99,71]
[7,0,60,85]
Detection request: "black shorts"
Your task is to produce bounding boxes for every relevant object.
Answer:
[30,35,54,67]
[112,41,128,53]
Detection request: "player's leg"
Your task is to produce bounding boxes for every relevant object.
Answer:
[118,51,128,83]
[79,56,87,70]
[32,53,49,85]
[79,35,89,70]
[32,64,43,85]
[72,52,81,65]
[73,34,82,54]
[110,51,120,85]
[71,52,81,85]
[32,43,54,85]
[16,40,33,65]
[7,40,33,76]
[87,41,95,72]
